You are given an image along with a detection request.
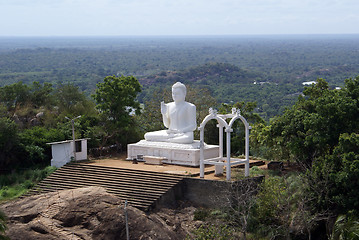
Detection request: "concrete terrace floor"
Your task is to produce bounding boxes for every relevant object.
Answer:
[86,154,266,180]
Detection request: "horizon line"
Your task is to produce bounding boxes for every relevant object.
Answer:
[1,33,359,38]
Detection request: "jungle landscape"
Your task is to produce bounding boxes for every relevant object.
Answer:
[1,35,359,239]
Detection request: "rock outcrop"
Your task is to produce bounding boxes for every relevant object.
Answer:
[1,186,195,240]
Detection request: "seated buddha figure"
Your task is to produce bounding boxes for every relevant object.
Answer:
[144,82,196,144]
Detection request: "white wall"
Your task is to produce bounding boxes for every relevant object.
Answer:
[75,139,88,161]
[50,139,88,168]
[50,142,73,168]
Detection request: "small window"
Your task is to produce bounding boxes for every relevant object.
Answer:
[75,140,82,152]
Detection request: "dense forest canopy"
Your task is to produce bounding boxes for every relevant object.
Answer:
[1,35,359,120]
[1,36,359,81]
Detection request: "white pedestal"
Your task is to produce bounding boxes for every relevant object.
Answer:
[144,156,166,165]
[215,165,224,176]
[127,140,219,166]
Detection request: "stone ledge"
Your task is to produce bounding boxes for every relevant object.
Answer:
[127,140,219,166]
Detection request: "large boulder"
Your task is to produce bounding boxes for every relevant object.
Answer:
[1,187,191,240]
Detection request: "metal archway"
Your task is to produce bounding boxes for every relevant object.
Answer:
[199,108,250,180]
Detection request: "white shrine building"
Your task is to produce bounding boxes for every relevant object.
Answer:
[47,138,88,168]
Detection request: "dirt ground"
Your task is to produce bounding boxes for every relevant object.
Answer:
[87,153,266,180]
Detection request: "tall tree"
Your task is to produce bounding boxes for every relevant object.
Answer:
[260,77,359,167]
[254,76,359,236]
[136,87,171,133]
[0,118,20,168]
[310,132,359,214]
[55,83,95,117]
[0,82,30,110]
[29,81,54,108]
[93,75,142,147]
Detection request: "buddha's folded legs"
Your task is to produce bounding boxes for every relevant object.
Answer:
[144,130,193,144]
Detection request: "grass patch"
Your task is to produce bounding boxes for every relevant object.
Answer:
[249,166,266,177]
[0,166,56,202]
[193,208,210,221]
[188,223,237,240]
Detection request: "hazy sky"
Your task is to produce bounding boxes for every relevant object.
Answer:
[0,0,358,36]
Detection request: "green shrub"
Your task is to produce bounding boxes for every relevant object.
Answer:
[21,180,34,189]
[0,117,20,168]
[194,208,210,221]
[310,132,359,214]
[0,210,8,239]
[0,166,56,201]
[249,166,265,177]
[190,224,236,240]
[330,212,359,240]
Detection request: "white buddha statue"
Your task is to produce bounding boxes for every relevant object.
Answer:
[144,82,196,144]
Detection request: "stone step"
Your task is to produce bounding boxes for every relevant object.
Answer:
[24,163,184,211]
[36,179,168,197]
[61,163,183,179]
[44,174,176,192]
[50,168,181,186]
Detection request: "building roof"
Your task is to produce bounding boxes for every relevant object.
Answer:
[47,138,89,145]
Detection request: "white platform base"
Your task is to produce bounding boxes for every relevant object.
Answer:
[127,140,219,166]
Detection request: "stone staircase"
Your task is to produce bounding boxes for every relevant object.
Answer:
[24,163,184,211]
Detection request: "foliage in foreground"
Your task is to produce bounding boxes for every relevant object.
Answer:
[189,224,237,240]
[309,132,359,215]
[255,77,359,167]
[250,76,359,238]
[0,166,56,201]
[330,213,359,240]
[0,210,8,240]
[188,172,317,240]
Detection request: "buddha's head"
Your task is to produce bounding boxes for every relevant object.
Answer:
[172,82,186,103]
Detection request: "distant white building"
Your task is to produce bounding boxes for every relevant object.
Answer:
[302,81,317,86]
[254,81,271,85]
[47,139,89,168]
